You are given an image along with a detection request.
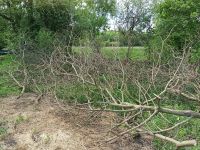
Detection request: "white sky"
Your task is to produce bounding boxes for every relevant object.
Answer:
[108,0,156,30]
[108,16,117,30]
[108,0,124,30]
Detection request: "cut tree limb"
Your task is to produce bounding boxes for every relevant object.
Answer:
[154,134,197,149]
[109,103,200,118]
[136,129,197,149]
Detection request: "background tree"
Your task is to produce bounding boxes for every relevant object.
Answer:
[117,0,152,60]
[152,0,200,61]
[75,0,116,52]
[0,0,116,58]
[0,17,8,49]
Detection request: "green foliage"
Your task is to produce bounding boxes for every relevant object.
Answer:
[0,120,8,140]
[15,114,28,125]
[147,35,174,63]
[73,46,146,60]
[103,47,146,60]
[0,56,20,97]
[0,18,8,49]
[0,127,7,139]
[35,28,55,55]
[191,47,200,63]
[101,31,119,42]
[117,0,152,47]
[99,31,119,47]
[79,0,115,32]
[152,0,200,61]
[56,83,88,104]
[119,31,149,47]
[151,115,200,150]
[0,0,116,56]
[35,0,73,32]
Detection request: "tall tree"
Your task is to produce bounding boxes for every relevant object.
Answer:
[117,0,152,60]
[155,0,200,54]
[75,0,116,52]
[0,0,116,52]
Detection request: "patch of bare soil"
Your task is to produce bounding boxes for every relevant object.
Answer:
[0,94,153,150]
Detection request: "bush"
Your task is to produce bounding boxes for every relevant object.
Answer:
[147,34,200,63]
[191,47,200,63]
[152,0,200,63]
[35,28,55,55]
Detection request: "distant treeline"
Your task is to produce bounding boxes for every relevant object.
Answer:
[0,0,199,62]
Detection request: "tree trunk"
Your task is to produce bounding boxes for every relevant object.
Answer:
[126,33,132,61]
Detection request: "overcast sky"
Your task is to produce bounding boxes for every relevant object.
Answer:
[108,0,124,30]
[108,0,156,30]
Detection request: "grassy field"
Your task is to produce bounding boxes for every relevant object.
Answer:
[73,46,147,61]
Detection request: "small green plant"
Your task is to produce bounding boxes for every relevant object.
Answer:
[0,127,7,137]
[56,83,87,104]
[15,114,28,125]
[0,144,3,150]
[0,121,8,140]
[41,134,51,144]
[0,55,20,97]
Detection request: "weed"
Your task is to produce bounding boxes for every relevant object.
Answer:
[41,134,51,144]
[0,55,20,97]
[0,121,8,140]
[15,114,28,125]
[0,127,7,137]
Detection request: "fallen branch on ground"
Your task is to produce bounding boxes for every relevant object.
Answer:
[109,103,200,118]
[136,129,197,149]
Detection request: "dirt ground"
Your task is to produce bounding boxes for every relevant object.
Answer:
[0,94,153,150]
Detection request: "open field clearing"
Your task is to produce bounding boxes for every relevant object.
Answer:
[73,47,147,61]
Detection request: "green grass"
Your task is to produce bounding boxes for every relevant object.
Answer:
[102,47,146,60]
[0,120,8,140]
[0,55,20,97]
[73,46,147,61]
[0,127,7,141]
[0,127,7,137]
[15,114,28,125]
[148,114,200,150]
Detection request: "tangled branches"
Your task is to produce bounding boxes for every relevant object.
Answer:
[10,46,200,149]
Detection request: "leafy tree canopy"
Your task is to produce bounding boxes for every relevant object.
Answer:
[0,0,116,49]
[155,0,200,51]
